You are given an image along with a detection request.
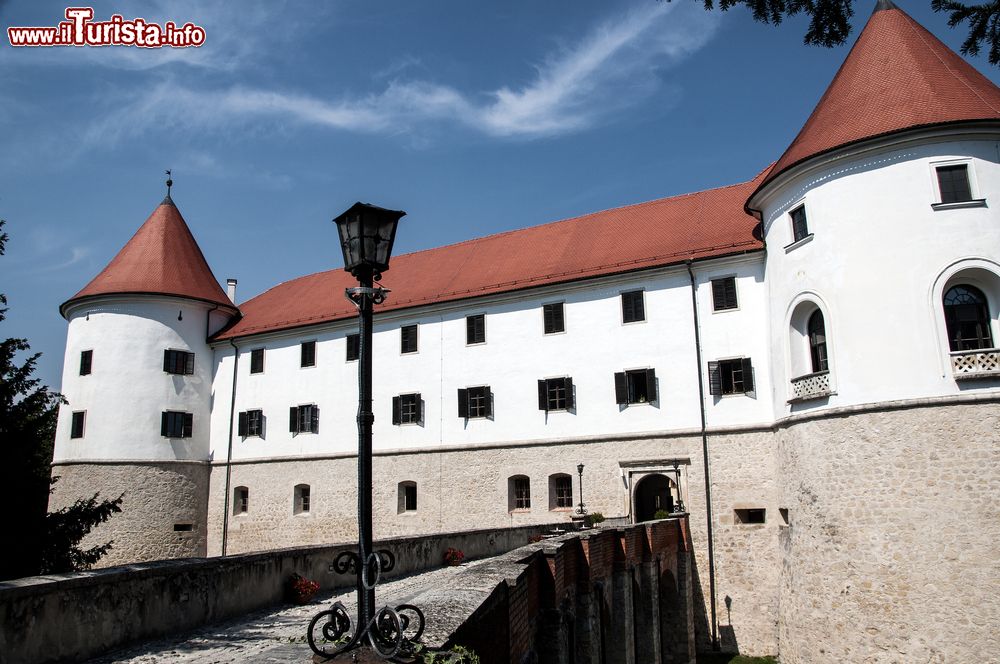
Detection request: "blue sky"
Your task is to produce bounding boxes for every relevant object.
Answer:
[1,0,997,391]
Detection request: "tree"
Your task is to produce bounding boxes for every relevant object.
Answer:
[0,220,122,580]
[693,0,1000,65]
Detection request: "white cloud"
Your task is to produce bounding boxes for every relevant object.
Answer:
[82,1,720,143]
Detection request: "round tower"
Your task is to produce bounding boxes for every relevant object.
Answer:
[746,2,1000,661]
[51,189,239,565]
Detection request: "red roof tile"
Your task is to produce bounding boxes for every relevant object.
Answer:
[61,197,237,317]
[750,1,1000,203]
[214,175,766,341]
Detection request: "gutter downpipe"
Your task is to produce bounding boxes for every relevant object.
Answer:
[221,338,239,556]
[686,258,719,652]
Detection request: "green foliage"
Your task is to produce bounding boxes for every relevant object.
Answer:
[933,0,1000,64]
[0,219,123,580]
[585,511,605,527]
[413,644,481,663]
[654,509,673,519]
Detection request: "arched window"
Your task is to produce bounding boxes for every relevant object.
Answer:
[807,309,829,373]
[944,285,994,351]
[508,475,531,511]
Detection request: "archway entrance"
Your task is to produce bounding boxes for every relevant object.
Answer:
[635,473,673,522]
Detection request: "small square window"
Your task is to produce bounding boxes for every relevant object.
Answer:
[161,411,193,438]
[458,386,492,419]
[79,350,93,376]
[708,358,756,396]
[392,393,423,425]
[621,290,645,323]
[543,303,565,334]
[300,341,316,368]
[401,324,418,354]
[70,411,86,439]
[711,277,738,311]
[790,205,809,242]
[250,348,265,374]
[289,404,319,434]
[735,508,766,524]
[163,349,195,375]
[614,369,658,405]
[346,334,359,362]
[467,314,486,345]
[936,164,973,204]
[238,409,264,438]
[537,377,574,412]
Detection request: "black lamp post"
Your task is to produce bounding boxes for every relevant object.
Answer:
[307,202,425,660]
[576,463,587,516]
[671,460,686,514]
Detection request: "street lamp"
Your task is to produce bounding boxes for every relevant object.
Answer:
[671,460,686,514]
[576,463,587,516]
[308,202,424,660]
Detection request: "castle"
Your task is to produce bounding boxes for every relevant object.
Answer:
[49,3,1000,661]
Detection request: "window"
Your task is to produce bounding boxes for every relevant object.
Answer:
[936,164,973,204]
[790,205,809,242]
[161,411,193,438]
[734,508,766,524]
[537,377,574,412]
[944,284,994,351]
[621,290,645,323]
[289,404,319,434]
[79,350,93,376]
[163,349,194,375]
[509,476,531,510]
[238,409,264,438]
[808,310,829,372]
[250,348,265,374]
[550,474,573,510]
[543,302,565,334]
[457,386,492,419]
[401,324,418,354]
[711,277,738,311]
[399,481,417,513]
[234,486,249,514]
[346,334,359,362]
[173,523,194,532]
[70,411,86,439]
[614,368,657,405]
[392,393,423,425]
[467,314,486,345]
[301,341,316,368]
[708,358,755,396]
[294,484,311,514]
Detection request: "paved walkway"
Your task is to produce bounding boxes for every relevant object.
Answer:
[84,555,504,664]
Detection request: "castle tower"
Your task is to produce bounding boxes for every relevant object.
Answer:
[746,2,1000,660]
[51,190,238,565]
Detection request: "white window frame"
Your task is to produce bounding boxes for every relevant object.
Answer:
[930,158,986,210]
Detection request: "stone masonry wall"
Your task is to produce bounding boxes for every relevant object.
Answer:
[48,461,210,566]
[775,400,1000,664]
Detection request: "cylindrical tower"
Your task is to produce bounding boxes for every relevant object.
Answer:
[51,192,238,566]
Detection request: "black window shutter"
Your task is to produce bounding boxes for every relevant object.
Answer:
[289,407,298,433]
[185,352,194,375]
[712,281,725,310]
[311,406,320,434]
[183,413,193,438]
[565,377,575,409]
[645,368,658,403]
[554,304,564,331]
[163,350,171,372]
[483,386,493,418]
[741,358,755,393]
[457,389,469,418]
[614,372,627,404]
[160,412,168,436]
[708,362,722,396]
[415,396,424,425]
[238,412,248,437]
[634,294,645,321]
[392,396,401,425]
[538,380,548,411]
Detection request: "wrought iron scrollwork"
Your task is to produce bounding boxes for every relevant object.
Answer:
[332,551,360,575]
[307,600,425,661]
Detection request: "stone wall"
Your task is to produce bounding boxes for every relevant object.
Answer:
[0,523,552,664]
[774,399,1000,663]
[48,461,210,566]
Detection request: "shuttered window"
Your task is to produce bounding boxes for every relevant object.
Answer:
[79,350,93,376]
[70,411,86,439]
[711,277,738,311]
[238,409,264,437]
[613,368,657,405]
[458,386,492,418]
[466,314,486,344]
[250,348,265,374]
[708,358,755,396]
[300,341,316,368]
[392,393,423,425]
[543,303,565,334]
[289,404,320,434]
[161,411,193,438]
[401,325,418,354]
[621,290,645,323]
[537,377,574,412]
[163,349,195,375]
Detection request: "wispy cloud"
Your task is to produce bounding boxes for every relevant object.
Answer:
[82,2,719,143]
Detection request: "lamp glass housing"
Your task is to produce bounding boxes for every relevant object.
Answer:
[334,202,405,277]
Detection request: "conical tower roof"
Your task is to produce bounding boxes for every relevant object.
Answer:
[750,0,1000,203]
[60,196,238,317]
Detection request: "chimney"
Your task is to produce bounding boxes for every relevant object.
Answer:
[226,278,237,303]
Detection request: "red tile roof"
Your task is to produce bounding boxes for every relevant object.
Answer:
[214,174,767,340]
[61,197,238,317]
[750,1,1000,204]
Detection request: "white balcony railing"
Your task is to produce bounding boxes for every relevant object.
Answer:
[951,348,1000,379]
[789,370,832,402]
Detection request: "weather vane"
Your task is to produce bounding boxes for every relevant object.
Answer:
[165,169,173,196]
